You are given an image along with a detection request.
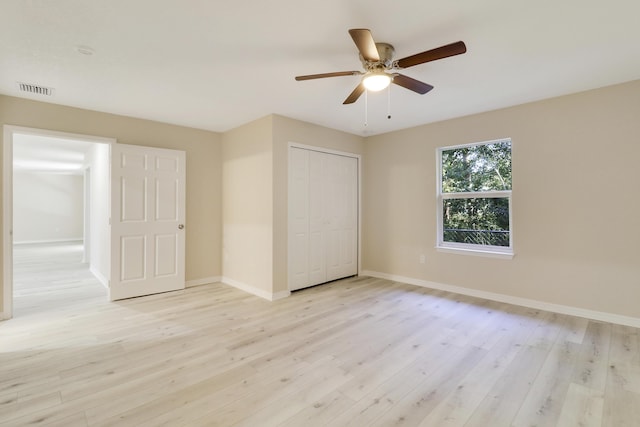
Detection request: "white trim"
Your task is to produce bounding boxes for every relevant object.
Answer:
[2,125,116,320]
[436,246,514,259]
[440,137,512,151]
[221,277,291,301]
[441,190,512,199]
[361,270,640,329]
[3,125,116,145]
[14,238,84,245]
[82,167,91,264]
[90,266,109,289]
[287,142,362,291]
[2,126,14,320]
[288,142,361,159]
[186,276,222,288]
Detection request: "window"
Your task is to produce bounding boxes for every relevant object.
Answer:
[437,138,512,256]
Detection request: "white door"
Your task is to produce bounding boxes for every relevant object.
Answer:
[325,154,358,282]
[109,144,186,301]
[308,151,327,285]
[289,147,358,291]
[289,148,312,290]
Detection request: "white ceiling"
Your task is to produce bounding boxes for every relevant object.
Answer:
[1,0,639,136]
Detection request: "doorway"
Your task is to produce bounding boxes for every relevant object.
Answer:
[2,126,115,319]
[2,126,188,319]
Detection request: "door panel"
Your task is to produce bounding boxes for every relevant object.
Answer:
[121,236,146,281]
[155,177,179,221]
[289,148,310,290]
[121,176,147,222]
[155,234,178,277]
[340,157,358,277]
[156,155,178,171]
[110,144,186,301]
[308,151,326,285]
[325,154,358,282]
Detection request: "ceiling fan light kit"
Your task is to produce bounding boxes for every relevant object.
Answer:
[295,28,466,105]
[362,71,392,91]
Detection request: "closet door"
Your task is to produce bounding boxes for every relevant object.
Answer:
[325,154,358,281]
[289,148,310,290]
[308,151,327,285]
[289,147,358,291]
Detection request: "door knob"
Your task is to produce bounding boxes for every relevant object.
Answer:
[178,224,184,230]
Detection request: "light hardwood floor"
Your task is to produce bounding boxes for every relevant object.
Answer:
[1,243,640,426]
[11,242,106,318]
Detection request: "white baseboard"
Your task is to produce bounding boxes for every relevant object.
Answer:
[14,238,83,245]
[221,277,291,302]
[361,270,640,329]
[90,267,109,289]
[186,276,222,288]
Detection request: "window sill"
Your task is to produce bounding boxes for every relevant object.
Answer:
[436,246,514,259]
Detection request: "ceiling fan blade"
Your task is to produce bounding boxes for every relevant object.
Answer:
[396,41,467,69]
[295,71,360,81]
[392,74,434,94]
[348,29,380,62]
[343,83,365,104]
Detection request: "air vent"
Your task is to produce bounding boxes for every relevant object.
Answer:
[17,82,54,96]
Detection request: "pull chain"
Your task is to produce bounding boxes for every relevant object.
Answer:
[364,89,368,128]
[387,85,392,120]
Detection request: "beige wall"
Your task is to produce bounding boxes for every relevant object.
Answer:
[272,114,364,293]
[221,116,274,294]
[4,79,639,320]
[1,95,222,311]
[363,80,640,318]
[221,114,364,296]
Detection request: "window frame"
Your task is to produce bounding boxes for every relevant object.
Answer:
[436,138,514,258]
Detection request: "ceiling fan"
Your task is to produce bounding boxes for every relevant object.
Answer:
[295,29,467,105]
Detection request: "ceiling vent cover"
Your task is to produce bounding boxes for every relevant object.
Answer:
[17,82,54,96]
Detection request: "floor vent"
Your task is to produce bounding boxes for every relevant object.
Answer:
[17,82,55,96]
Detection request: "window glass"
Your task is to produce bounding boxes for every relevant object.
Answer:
[442,198,510,247]
[441,141,512,193]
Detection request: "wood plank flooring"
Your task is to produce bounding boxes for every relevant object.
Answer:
[11,242,106,318]
[1,243,640,426]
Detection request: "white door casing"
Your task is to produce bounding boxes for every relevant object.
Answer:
[110,144,186,301]
[288,146,358,291]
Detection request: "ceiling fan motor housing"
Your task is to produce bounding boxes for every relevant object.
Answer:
[360,42,395,70]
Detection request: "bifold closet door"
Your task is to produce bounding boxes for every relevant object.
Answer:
[289,147,358,291]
